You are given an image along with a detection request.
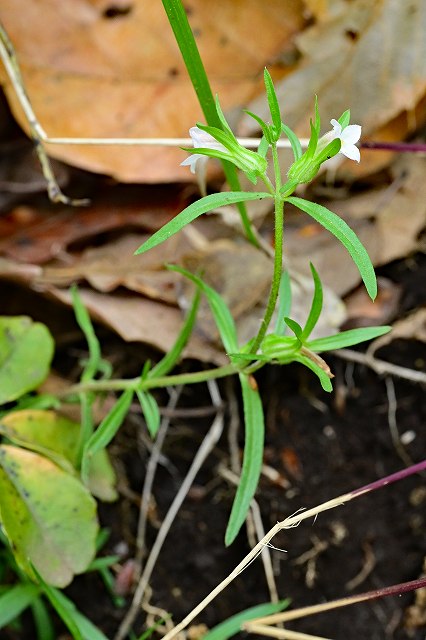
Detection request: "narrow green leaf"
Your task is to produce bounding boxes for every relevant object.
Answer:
[307,326,391,353]
[225,375,264,546]
[301,263,323,341]
[135,192,271,256]
[203,599,290,640]
[257,135,270,158]
[0,584,40,627]
[150,290,200,378]
[71,286,101,382]
[281,123,303,161]
[286,197,377,300]
[31,597,56,640]
[276,270,292,335]
[168,266,239,354]
[81,389,133,483]
[263,68,282,137]
[244,109,273,144]
[0,317,54,405]
[38,580,109,640]
[136,616,171,640]
[136,390,161,438]
[161,0,259,247]
[338,109,351,128]
[214,95,237,139]
[284,317,303,340]
[293,354,333,392]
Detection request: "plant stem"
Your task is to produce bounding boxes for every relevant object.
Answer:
[250,144,284,353]
[58,364,239,398]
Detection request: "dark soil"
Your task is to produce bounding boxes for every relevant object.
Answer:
[1,255,425,640]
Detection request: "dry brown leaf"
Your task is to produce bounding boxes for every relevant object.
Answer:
[242,0,426,176]
[0,0,305,182]
[369,307,426,355]
[343,277,402,328]
[47,286,226,365]
[330,155,426,266]
[0,186,185,263]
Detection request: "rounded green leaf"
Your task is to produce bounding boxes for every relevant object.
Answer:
[0,410,117,502]
[0,445,98,587]
[0,317,54,405]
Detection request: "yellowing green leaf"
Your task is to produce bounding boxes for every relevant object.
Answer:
[0,317,54,405]
[0,445,98,587]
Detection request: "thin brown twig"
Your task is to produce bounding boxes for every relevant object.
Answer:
[0,22,89,205]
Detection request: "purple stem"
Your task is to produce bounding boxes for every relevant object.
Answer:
[361,141,426,153]
[351,459,426,497]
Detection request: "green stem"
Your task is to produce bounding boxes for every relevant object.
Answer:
[161,0,258,247]
[250,144,284,353]
[58,364,239,398]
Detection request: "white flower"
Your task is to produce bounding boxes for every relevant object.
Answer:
[329,119,361,162]
[180,126,227,173]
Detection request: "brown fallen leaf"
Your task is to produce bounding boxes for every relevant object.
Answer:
[369,307,426,355]
[46,286,227,366]
[0,0,305,182]
[343,277,402,329]
[242,0,426,177]
[330,155,426,266]
[0,186,186,263]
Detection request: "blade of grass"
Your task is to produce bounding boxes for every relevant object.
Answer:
[31,597,55,640]
[0,584,40,627]
[161,0,259,246]
[150,290,200,378]
[203,600,290,640]
[81,389,133,484]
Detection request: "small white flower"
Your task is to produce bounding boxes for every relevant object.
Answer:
[180,126,227,173]
[329,119,361,162]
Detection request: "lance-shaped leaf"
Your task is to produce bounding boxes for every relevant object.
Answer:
[0,317,54,405]
[0,445,98,587]
[168,266,239,354]
[135,191,272,255]
[225,374,264,546]
[203,599,290,640]
[307,326,391,352]
[286,197,377,300]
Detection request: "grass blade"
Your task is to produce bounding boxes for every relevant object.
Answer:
[150,290,200,378]
[81,389,133,483]
[203,599,290,640]
[71,286,101,382]
[286,197,377,300]
[31,597,55,640]
[136,390,161,438]
[161,0,261,246]
[0,584,40,627]
[225,374,265,546]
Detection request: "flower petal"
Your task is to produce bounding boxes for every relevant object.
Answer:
[341,143,360,162]
[189,126,227,152]
[341,124,361,145]
[330,119,342,136]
